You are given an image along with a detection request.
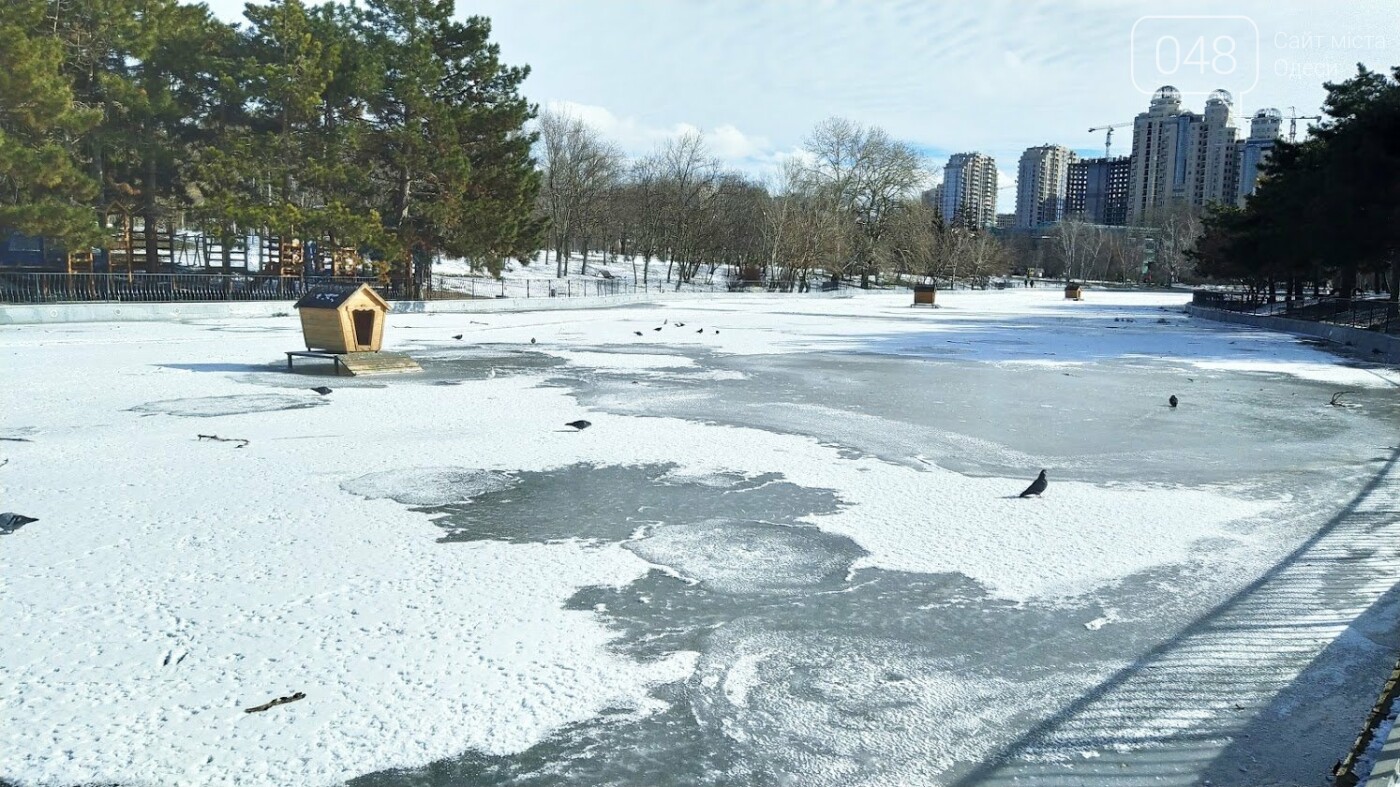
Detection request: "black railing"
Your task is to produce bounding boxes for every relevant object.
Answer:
[0,272,405,304]
[1,270,865,305]
[1192,290,1400,335]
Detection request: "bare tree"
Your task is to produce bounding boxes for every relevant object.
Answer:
[536,110,623,277]
[652,132,720,284]
[879,199,945,284]
[1142,204,1203,284]
[802,117,927,287]
[1080,226,1106,281]
[1055,217,1089,283]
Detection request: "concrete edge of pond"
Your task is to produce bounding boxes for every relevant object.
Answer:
[1186,304,1400,364]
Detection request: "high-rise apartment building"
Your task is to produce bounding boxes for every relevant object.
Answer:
[941,152,998,230]
[1066,156,1131,225]
[1236,108,1283,205]
[1127,85,1243,222]
[1188,89,1242,206]
[1015,145,1077,228]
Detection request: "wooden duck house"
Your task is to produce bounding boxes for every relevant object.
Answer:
[1064,283,1083,301]
[295,284,389,353]
[912,284,936,306]
[288,284,420,376]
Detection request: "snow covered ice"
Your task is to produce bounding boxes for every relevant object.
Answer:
[2,288,1399,786]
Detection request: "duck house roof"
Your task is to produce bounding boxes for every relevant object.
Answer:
[295,284,388,311]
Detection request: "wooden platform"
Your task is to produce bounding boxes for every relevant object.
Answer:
[286,350,421,376]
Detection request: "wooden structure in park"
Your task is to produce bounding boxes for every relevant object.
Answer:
[295,284,389,353]
[912,284,937,307]
[288,284,420,376]
[1065,283,1083,301]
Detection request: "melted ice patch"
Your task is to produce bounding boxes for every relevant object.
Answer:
[342,467,517,506]
[625,519,864,595]
[129,393,327,417]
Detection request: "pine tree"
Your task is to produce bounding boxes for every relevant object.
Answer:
[359,0,541,294]
[0,0,102,249]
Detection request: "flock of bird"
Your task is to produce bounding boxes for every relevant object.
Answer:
[632,318,716,337]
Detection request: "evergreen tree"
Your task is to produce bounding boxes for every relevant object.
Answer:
[359,0,540,294]
[0,0,102,249]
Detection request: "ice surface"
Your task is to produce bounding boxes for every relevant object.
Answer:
[2,288,1398,786]
[625,519,865,594]
[129,393,327,417]
[341,467,517,506]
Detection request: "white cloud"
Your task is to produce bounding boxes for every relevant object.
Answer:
[543,100,784,177]
[543,100,692,150]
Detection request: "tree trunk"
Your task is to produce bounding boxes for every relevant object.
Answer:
[143,154,159,272]
[1340,265,1358,298]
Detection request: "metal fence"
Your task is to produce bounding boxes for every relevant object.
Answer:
[0,270,864,305]
[0,272,406,304]
[426,275,704,299]
[1192,290,1400,335]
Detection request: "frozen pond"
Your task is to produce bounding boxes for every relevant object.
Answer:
[2,290,1398,786]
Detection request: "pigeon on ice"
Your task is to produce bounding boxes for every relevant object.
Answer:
[311,386,333,395]
[530,338,537,344]
[564,420,592,431]
[452,334,463,340]
[1,513,38,534]
[1018,470,1048,498]
[653,327,662,332]
[1169,395,1178,408]
[696,329,703,334]
[634,331,643,336]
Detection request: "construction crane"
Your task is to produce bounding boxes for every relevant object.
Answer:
[1087,123,1132,158]
[1285,106,1322,143]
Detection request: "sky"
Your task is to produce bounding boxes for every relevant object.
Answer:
[203,0,1399,211]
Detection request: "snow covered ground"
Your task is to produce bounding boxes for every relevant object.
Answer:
[2,288,1398,786]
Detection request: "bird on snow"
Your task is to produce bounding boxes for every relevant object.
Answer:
[311,386,333,395]
[565,420,592,431]
[1,512,38,534]
[675,322,685,327]
[1169,395,1178,408]
[1019,470,1048,498]
[634,331,643,336]
[487,368,497,379]
[653,327,662,332]
[452,334,463,340]
[530,338,537,344]
[696,328,703,334]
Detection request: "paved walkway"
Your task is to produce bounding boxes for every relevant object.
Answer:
[951,448,1400,786]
